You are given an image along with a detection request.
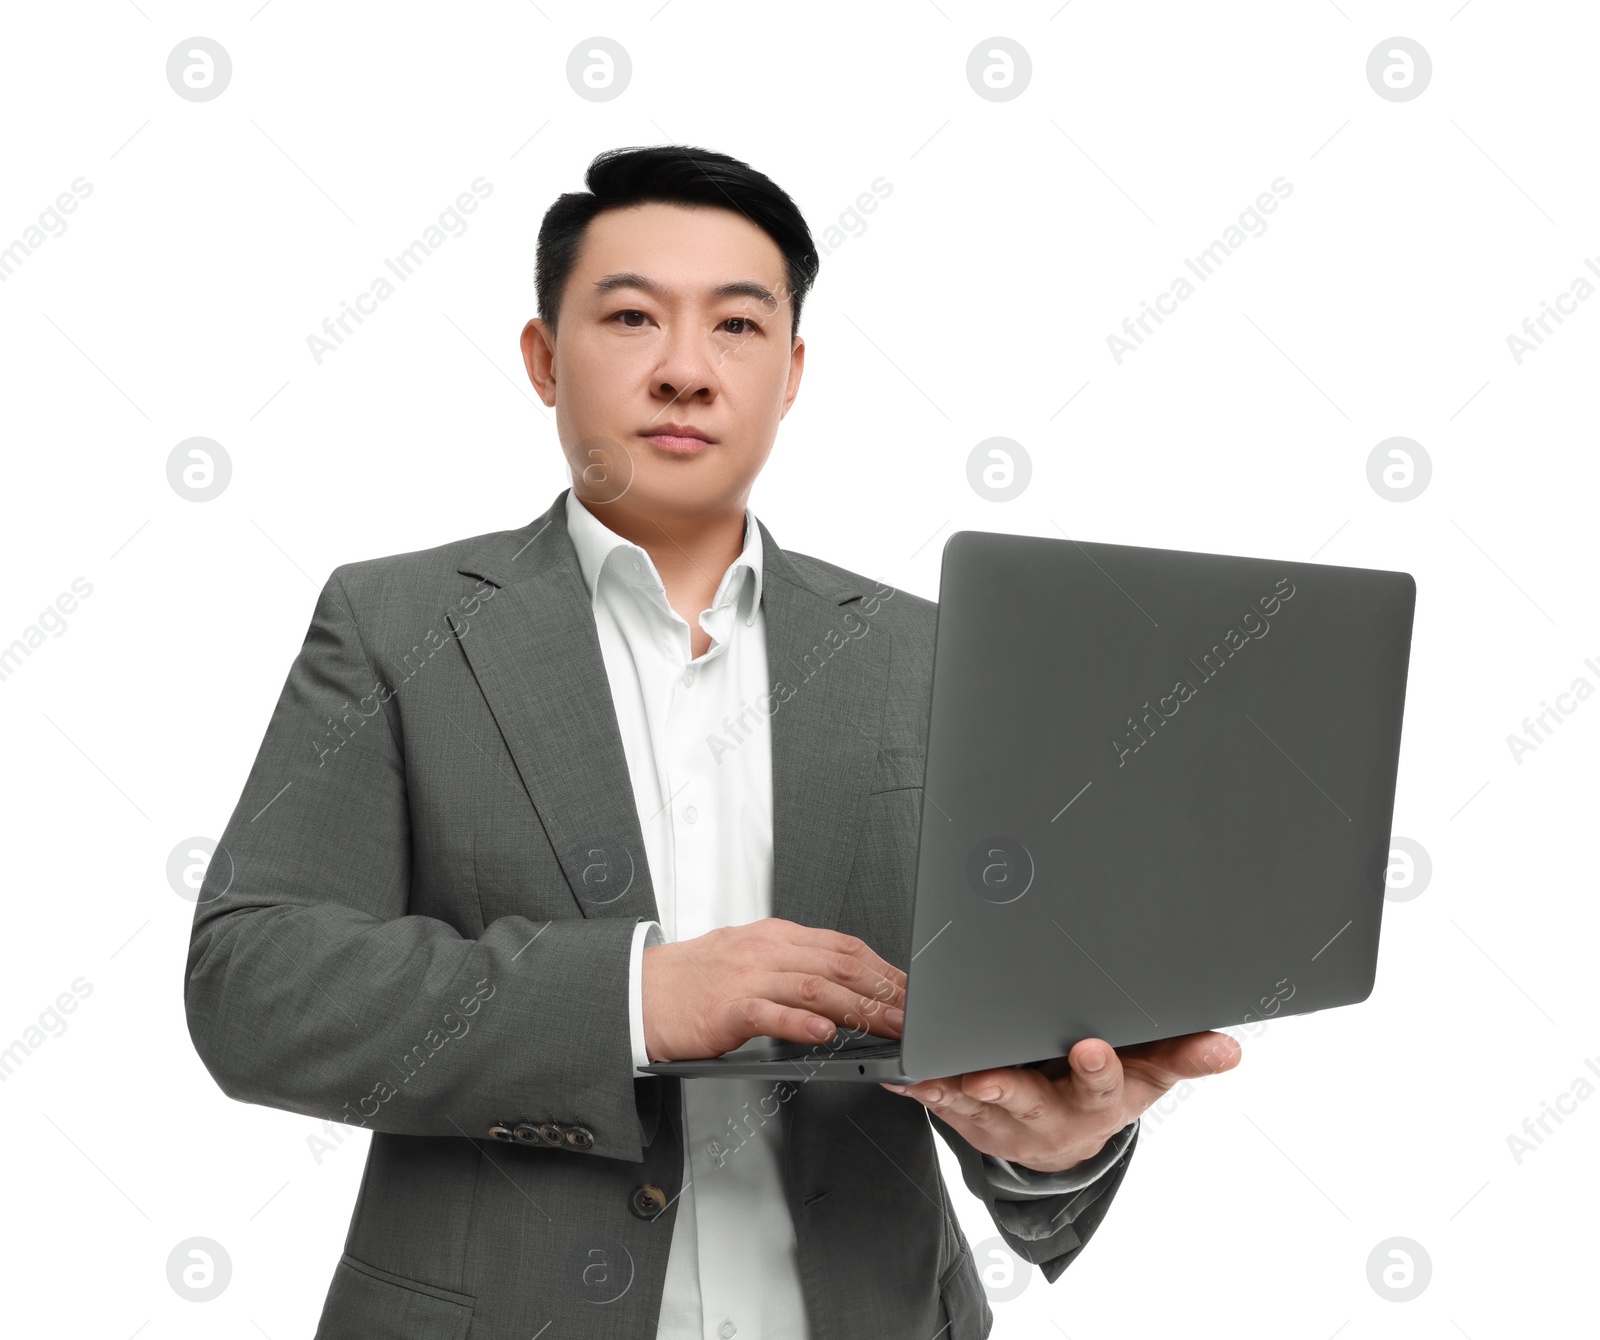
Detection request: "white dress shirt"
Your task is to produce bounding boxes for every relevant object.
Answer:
[563,489,1136,1340]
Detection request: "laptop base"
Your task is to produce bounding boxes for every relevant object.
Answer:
[641,1029,918,1083]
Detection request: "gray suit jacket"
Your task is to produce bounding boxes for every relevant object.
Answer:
[185,486,1137,1339]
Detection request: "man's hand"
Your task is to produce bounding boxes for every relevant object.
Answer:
[880,1031,1242,1173]
[642,918,907,1063]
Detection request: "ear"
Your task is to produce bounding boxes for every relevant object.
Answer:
[521,318,558,407]
[779,334,806,420]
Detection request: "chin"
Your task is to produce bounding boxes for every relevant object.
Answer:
[636,470,747,515]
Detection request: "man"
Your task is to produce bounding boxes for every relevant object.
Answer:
[185,145,1240,1338]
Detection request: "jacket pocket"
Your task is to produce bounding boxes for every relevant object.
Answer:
[315,1252,474,1340]
[868,745,926,794]
[937,1247,993,1340]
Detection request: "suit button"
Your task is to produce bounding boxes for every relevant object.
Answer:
[537,1122,566,1147]
[564,1125,595,1150]
[487,1125,515,1143]
[513,1123,540,1145]
[630,1183,668,1219]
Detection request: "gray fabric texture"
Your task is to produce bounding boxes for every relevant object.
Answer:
[185,486,1138,1339]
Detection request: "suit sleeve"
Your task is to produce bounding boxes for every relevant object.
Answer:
[932,1113,1139,1284]
[184,569,659,1162]
[980,1120,1138,1196]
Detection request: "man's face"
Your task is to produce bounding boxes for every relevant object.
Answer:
[521,201,805,523]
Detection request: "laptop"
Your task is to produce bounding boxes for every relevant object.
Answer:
[641,529,1416,1084]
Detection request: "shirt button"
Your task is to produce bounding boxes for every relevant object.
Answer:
[631,556,642,572]
[683,805,698,824]
[719,1321,737,1339]
[682,666,695,687]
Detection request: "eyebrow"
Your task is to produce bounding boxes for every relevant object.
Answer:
[592,271,779,309]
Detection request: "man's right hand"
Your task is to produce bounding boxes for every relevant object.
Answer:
[641,917,907,1063]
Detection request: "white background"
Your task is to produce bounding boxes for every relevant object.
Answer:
[1,2,1595,1336]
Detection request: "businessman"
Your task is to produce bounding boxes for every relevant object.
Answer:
[185,145,1241,1339]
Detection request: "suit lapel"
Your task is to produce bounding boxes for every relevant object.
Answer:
[759,525,893,933]
[453,488,892,934]
[453,495,661,927]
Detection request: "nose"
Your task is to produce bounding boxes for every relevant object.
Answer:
[650,323,720,410]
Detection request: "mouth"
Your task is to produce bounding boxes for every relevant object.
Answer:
[639,423,714,456]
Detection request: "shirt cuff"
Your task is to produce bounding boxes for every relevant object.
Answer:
[629,919,666,1077]
[981,1118,1139,1197]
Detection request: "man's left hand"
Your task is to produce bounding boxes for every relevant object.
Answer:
[880,1031,1242,1174]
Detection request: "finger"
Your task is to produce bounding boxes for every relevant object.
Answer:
[749,928,906,1028]
[891,1075,1044,1156]
[846,1000,905,1038]
[824,925,908,987]
[1187,1031,1243,1076]
[720,996,842,1050]
[1065,1038,1125,1104]
[910,1070,1012,1124]
[1119,1031,1241,1092]
[768,962,902,1033]
[769,971,904,1038]
[804,946,907,1015]
[748,924,907,1024]
[765,920,908,994]
[1113,1032,1241,1113]
[888,1073,964,1109]
[915,1087,993,1124]
[960,1067,1053,1124]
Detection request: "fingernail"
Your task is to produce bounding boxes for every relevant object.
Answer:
[973,1084,1001,1101]
[923,1086,943,1102]
[880,1083,906,1093]
[886,1007,905,1028]
[1081,1049,1106,1072]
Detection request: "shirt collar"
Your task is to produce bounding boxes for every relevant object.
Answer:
[564,487,764,625]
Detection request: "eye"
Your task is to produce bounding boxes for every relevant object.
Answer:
[612,309,651,328]
[721,316,760,335]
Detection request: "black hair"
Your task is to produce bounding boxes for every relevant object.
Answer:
[535,145,819,339]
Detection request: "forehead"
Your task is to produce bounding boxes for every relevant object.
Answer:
[571,201,788,293]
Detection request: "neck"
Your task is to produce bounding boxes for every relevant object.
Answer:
[573,490,748,613]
